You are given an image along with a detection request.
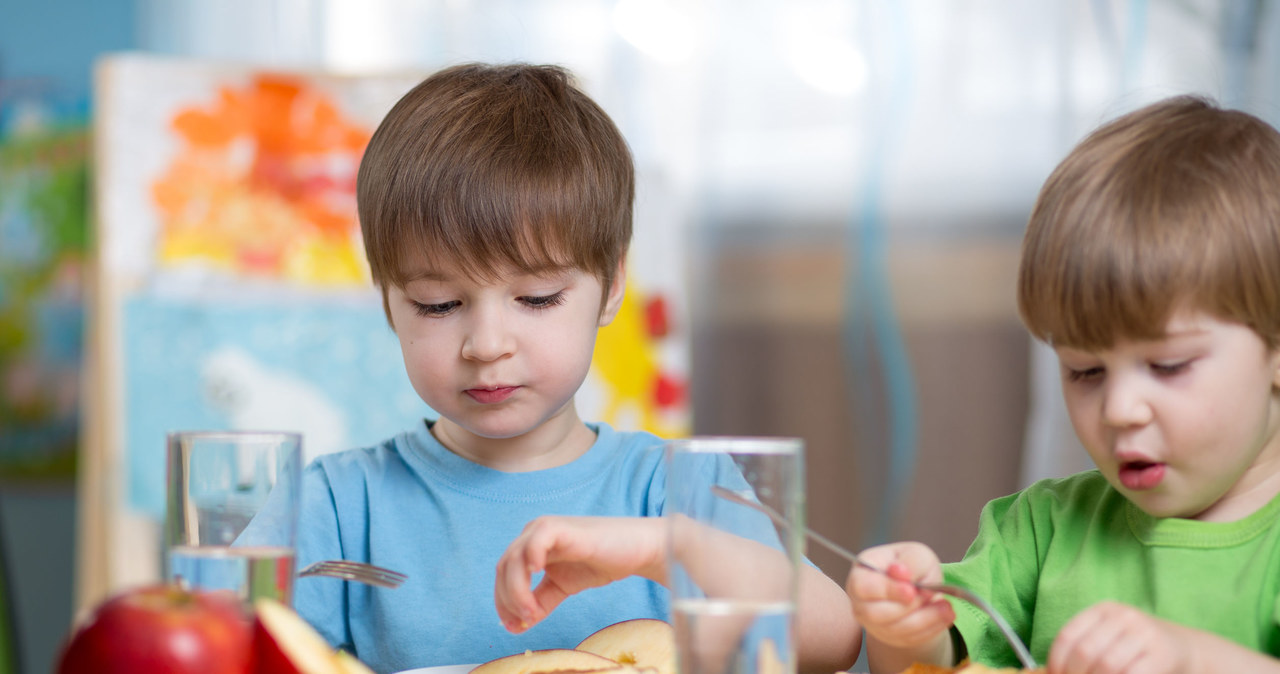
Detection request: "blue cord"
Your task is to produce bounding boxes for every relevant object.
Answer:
[845,2,917,549]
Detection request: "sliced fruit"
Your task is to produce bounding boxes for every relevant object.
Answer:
[253,598,343,674]
[576,619,675,674]
[468,649,621,674]
[334,650,376,674]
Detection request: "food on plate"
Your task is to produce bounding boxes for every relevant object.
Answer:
[575,618,675,674]
[54,583,253,674]
[898,662,1045,674]
[470,618,678,674]
[254,597,376,673]
[468,648,624,674]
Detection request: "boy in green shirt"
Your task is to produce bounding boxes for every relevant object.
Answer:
[848,96,1280,673]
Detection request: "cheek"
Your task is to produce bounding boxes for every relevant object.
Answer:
[1060,388,1096,427]
[397,334,442,378]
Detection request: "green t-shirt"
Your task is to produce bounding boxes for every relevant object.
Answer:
[944,470,1280,668]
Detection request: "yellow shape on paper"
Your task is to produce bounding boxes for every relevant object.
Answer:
[593,283,688,437]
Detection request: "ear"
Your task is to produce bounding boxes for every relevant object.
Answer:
[598,260,627,327]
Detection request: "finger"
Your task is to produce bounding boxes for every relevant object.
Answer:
[529,573,573,620]
[494,524,559,631]
[1102,613,1178,674]
[855,544,903,572]
[861,596,955,649]
[1051,602,1127,674]
[850,567,920,610]
[1049,606,1100,673]
[1091,630,1145,674]
[494,545,538,631]
[895,545,949,586]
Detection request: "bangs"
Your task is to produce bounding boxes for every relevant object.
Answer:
[1018,214,1192,350]
[376,168,592,286]
[1019,136,1235,349]
[1019,96,1280,350]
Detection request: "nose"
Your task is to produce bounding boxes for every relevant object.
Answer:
[460,306,515,362]
[1101,374,1153,428]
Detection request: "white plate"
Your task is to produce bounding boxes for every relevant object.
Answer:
[396,665,477,674]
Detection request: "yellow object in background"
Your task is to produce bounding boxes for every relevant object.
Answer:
[593,283,688,438]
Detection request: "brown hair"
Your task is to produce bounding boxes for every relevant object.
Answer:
[1018,95,1280,350]
[357,62,634,320]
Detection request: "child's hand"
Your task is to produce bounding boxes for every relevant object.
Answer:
[493,515,666,633]
[845,542,956,670]
[1049,601,1192,674]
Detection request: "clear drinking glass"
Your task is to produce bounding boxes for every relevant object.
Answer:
[665,436,804,674]
[163,430,302,606]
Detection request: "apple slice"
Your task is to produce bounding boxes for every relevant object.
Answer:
[253,598,344,674]
[334,650,376,674]
[469,648,621,674]
[575,619,675,674]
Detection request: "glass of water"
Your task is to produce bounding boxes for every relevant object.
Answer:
[163,430,302,607]
[665,436,804,674]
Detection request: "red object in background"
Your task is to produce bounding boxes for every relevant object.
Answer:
[652,372,686,409]
[644,295,671,339]
[55,584,253,674]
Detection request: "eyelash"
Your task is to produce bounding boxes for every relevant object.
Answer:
[1064,361,1190,382]
[522,292,568,310]
[411,300,459,317]
[409,292,567,317]
[1065,367,1103,383]
[1151,361,1190,376]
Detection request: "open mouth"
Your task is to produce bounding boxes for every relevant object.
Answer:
[1118,460,1166,490]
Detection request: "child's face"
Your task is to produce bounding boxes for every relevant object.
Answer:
[386,256,624,456]
[1055,309,1280,521]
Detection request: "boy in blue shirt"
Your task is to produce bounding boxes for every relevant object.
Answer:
[848,96,1280,673]
[295,62,861,674]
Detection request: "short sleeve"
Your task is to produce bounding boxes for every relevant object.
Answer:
[944,489,1046,668]
[292,461,353,652]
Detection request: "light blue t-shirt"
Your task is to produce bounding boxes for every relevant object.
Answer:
[292,420,671,674]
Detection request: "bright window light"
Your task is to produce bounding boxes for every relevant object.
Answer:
[612,0,697,65]
[781,3,868,97]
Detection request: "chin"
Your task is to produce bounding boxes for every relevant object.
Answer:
[1123,492,1208,520]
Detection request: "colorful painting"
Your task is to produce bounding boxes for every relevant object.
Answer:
[150,74,370,284]
[95,55,690,524]
[0,110,89,481]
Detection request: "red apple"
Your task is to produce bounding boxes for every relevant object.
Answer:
[55,583,253,674]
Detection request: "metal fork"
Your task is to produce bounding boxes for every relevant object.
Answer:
[297,560,408,589]
[710,485,1038,670]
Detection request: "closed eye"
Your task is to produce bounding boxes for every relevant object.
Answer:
[1151,361,1190,377]
[1065,366,1104,383]
[411,300,460,317]
[520,292,567,310]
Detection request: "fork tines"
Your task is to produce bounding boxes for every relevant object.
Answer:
[299,560,408,589]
